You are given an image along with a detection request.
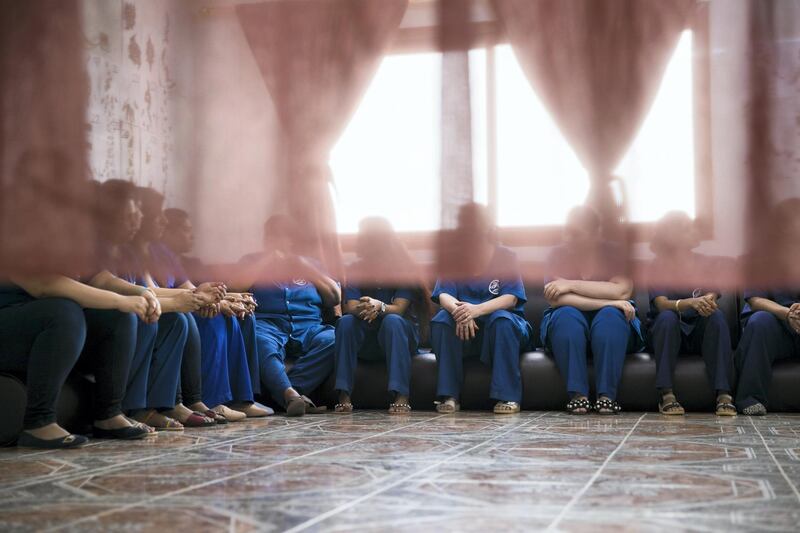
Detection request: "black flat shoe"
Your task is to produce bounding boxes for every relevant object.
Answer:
[93,424,151,440]
[17,432,89,449]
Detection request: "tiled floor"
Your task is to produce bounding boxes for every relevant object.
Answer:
[1,411,799,532]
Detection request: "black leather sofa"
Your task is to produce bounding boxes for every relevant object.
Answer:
[2,284,799,445]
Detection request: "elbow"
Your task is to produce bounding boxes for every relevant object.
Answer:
[324,286,341,307]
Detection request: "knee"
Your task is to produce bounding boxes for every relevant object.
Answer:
[654,310,680,330]
[337,314,360,332]
[315,329,336,351]
[47,298,86,329]
[488,316,515,335]
[705,309,728,331]
[109,310,138,335]
[380,314,405,331]
[431,308,455,327]
[549,307,584,339]
[746,311,778,334]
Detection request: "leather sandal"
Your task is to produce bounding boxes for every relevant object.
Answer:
[493,401,520,414]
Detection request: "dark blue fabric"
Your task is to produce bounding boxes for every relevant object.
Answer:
[431,245,527,317]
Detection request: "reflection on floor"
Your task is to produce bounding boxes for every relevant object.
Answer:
[1,411,799,532]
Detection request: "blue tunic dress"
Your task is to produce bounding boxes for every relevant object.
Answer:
[147,242,254,407]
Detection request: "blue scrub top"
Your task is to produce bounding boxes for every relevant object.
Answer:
[242,253,336,332]
[343,259,416,317]
[148,242,189,289]
[88,241,142,286]
[741,289,800,325]
[431,245,527,318]
[542,241,643,344]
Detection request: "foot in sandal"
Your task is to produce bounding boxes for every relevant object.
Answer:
[566,394,591,415]
[435,397,459,414]
[595,396,622,415]
[334,392,354,414]
[494,401,520,414]
[212,404,247,422]
[388,394,411,415]
[229,401,274,418]
[133,409,184,431]
[741,402,767,416]
[715,392,736,416]
[658,390,685,416]
[166,403,216,427]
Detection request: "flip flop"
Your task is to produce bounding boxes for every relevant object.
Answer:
[17,432,89,449]
[183,412,217,427]
[93,424,151,440]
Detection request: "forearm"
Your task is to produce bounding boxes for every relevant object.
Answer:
[654,297,694,314]
[437,293,459,314]
[569,279,633,300]
[549,293,619,311]
[158,297,182,313]
[476,294,517,317]
[749,297,791,320]
[12,276,125,310]
[89,271,148,296]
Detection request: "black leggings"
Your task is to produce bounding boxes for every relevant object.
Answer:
[177,312,203,406]
[77,309,138,420]
[0,298,86,429]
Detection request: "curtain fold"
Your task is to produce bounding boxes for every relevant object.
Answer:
[492,0,696,236]
[0,0,93,277]
[235,0,408,279]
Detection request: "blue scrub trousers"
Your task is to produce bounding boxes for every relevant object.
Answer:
[334,314,418,397]
[255,318,335,407]
[735,311,800,410]
[238,314,261,396]
[650,309,733,392]
[546,306,637,400]
[195,314,254,407]
[431,309,530,403]
[122,312,186,412]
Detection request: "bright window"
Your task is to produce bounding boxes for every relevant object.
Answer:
[331,30,696,234]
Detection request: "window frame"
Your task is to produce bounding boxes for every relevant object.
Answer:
[337,4,712,251]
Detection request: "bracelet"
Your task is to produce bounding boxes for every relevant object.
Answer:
[380,301,386,315]
[675,299,681,315]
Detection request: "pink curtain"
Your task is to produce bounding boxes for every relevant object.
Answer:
[235,0,408,279]
[492,0,696,236]
[0,0,93,277]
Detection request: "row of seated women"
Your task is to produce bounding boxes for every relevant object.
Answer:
[1,185,797,449]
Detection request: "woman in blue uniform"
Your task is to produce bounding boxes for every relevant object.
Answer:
[88,179,193,431]
[646,212,735,415]
[542,205,643,415]
[431,204,531,414]
[234,215,340,417]
[134,187,266,423]
[162,208,265,406]
[334,217,429,414]
[735,200,800,416]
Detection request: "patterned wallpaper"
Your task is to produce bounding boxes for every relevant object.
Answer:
[82,0,190,194]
